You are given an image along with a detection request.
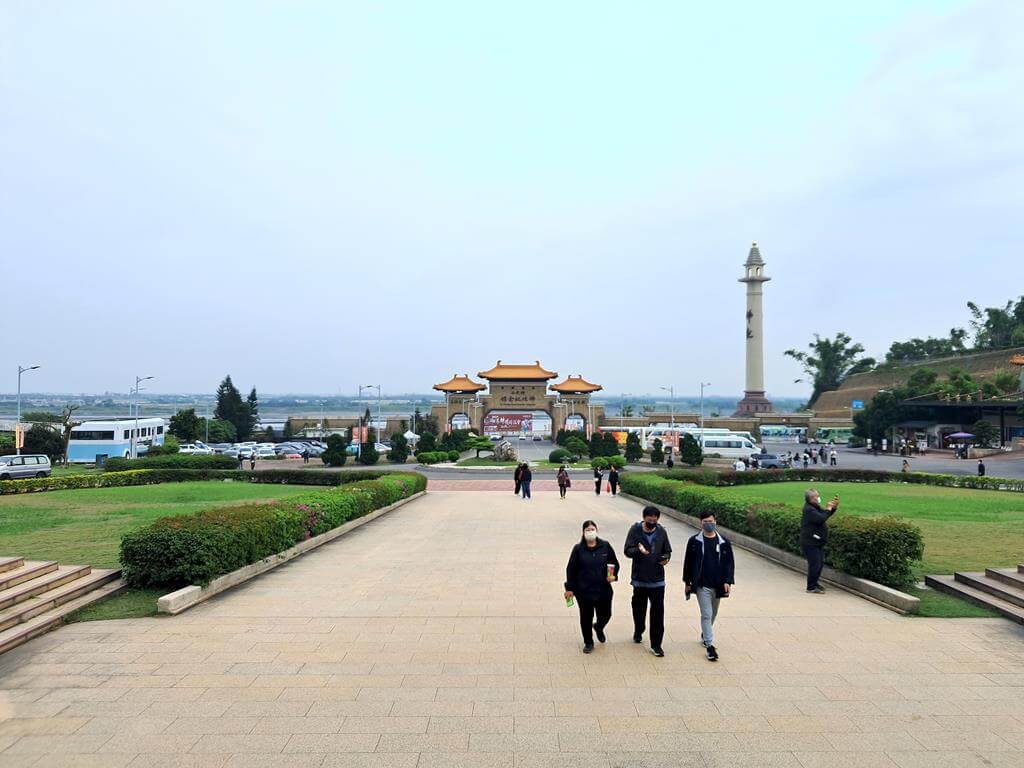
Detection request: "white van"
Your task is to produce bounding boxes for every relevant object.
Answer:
[0,454,53,480]
[701,436,761,459]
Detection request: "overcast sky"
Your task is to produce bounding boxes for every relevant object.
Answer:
[3,1,1021,399]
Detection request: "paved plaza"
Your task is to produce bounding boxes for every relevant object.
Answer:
[1,488,1023,767]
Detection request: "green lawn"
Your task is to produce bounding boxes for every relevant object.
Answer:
[0,482,310,568]
[50,464,101,477]
[714,481,1024,578]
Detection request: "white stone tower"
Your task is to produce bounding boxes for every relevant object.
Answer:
[733,242,774,416]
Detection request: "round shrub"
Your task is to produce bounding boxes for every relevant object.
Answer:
[590,457,610,470]
[549,448,572,464]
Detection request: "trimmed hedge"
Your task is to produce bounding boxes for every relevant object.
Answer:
[590,456,626,470]
[417,451,454,465]
[104,454,239,472]
[619,473,924,588]
[120,473,427,588]
[656,467,1024,493]
[1,468,414,496]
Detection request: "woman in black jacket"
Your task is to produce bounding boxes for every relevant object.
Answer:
[564,520,620,653]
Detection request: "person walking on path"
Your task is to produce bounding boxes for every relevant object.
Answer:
[302,448,310,464]
[594,466,604,495]
[249,452,257,471]
[237,453,245,470]
[520,464,533,499]
[557,465,571,499]
[624,505,672,657]
[978,458,986,477]
[514,463,523,495]
[829,448,837,466]
[608,466,620,496]
[683,510,735,662]
[902,459,910,474]
[666,455,674,470]
[564,520,620,654]
[800,488,838,594]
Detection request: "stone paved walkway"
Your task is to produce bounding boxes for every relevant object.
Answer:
[1,490,1022,767]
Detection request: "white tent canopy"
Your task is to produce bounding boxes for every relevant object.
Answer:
[404,430,420,441]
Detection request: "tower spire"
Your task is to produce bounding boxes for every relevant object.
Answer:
[734,241,774,417]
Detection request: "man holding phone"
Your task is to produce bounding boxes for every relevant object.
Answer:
[624,506,672,657]
[801,489,838,594]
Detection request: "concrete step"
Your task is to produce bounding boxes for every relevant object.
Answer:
[0,578,127,655]
[0,569,121,632]
[1018,564,1024,575]
[0,557,24,575]
[954,571,1024,610]
[986,568,1024,592]
[925,575,1024,625]
[0,561,59,592]
[0,565,91,611]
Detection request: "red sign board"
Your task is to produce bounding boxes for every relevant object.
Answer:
[483,412,533,433]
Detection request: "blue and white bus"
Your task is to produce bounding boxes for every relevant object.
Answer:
[67,418,168,463]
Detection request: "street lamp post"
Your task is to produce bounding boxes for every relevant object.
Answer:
[16,365,40,456]
[364,384,382,444]
[132,376,154,459]
[660,386,675,429]
[699,382,711,447]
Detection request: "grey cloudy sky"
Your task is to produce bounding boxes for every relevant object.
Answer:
[3,1,1021,399]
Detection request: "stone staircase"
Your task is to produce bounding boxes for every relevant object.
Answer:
[926,564,1024,624]
[0,556,125,654]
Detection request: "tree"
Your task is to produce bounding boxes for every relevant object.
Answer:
[283,419,295,440]
[972,420,998,448]
[785,332,876,404]
[601,432,619,457]
[246,388,260,440]
[621,404,634,417]
[0,434,14,456]
[588,432,603,458]
[415,410,439,437]
[204,418,237,443]
[169,409,201,442]
[466,436,495,458]
[23,424,62,462]
[624,431,643,463]
[388,433,410,463]
[58,404,82,465]
[885,329,967,364]
[968,297,1024,349]
[564,436,588,459]
[214,375,247,439]
[263,426,275,441]
[321,434,349,467]
[650,438,664,465]
[418,432,437,453]
[679,433,703,466]
[20,411,60,424]
[358,442,379,465]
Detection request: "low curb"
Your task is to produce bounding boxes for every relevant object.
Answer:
[618,492,920,615]
[157,491,427,615]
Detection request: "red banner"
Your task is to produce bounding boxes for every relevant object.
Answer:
[483,413,533,432]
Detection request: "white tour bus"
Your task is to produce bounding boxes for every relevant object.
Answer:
[644,426,759,451]
[67,418,168,463]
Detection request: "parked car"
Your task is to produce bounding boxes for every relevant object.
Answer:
[755,453,790,469]
[223,448,240,459]
[178,444,197,455]
[282,452,302,460]
[192,442,213,455]
[255,447,276,459]
[0,454,52,480]
[532,435,542,441]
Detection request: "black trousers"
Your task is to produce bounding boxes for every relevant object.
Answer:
[594,481,601,495]
[577,595,612,645]
[559,485,567,498]
[609,481,618,496]
[803,545,824,590]
[631,586,665,648]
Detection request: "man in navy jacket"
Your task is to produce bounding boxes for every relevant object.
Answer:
[624,506,672,657]
[683,510,735,662]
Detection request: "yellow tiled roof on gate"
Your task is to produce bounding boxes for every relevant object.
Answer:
[550,374,603,394]
[433,374,486,393]
[477,361,558,380]
[1011,354,1024,366]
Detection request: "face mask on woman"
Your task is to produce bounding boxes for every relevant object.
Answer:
[584,530,598,542]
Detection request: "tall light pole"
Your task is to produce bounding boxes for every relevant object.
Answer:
[660,386,675,429]
[620,393,633,429]
[700,382,711,447]
[364,384,382,444]
[16,365,40,456]
[357,385,375,457]
[132,375,154,459]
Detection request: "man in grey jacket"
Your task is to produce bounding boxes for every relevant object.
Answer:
[800,489,838,594]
